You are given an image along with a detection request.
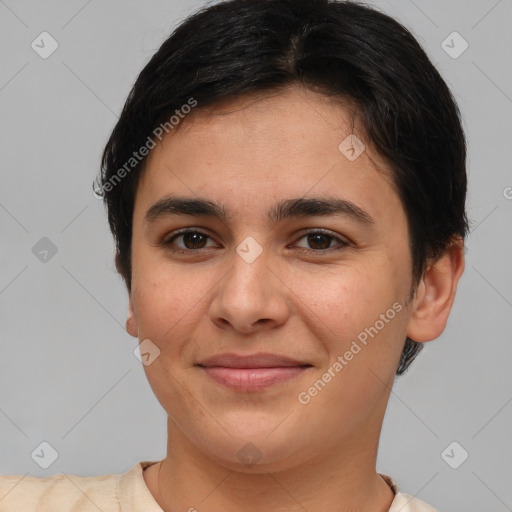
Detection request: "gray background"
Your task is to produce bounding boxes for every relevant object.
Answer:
[1,0,511,510]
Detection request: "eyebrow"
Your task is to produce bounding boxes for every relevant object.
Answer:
[144,195,375,228]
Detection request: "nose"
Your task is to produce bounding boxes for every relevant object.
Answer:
[208,248,290,334]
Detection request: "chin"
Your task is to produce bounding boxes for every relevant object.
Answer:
[187,418,310,474]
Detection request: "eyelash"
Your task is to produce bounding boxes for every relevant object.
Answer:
[162,228,350,255]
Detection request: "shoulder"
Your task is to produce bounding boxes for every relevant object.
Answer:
[389,492,439,512]
[0,470,121,511]
[380,474,438,512]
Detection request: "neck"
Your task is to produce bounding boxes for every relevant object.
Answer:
[147,419,395,512]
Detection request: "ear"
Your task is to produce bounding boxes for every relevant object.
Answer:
[406,236,465,342]
[126,296,138,338]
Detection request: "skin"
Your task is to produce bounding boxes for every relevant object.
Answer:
[125,84,465,512]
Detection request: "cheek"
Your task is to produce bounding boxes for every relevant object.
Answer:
[130,253,210,352]
[131,265,209,406]
[297,269,407,423]
[294,260,404,345]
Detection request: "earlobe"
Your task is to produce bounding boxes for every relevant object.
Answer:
[406,237,465,343]
[126,298,138,338]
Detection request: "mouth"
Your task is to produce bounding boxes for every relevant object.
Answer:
[196,352,313,392]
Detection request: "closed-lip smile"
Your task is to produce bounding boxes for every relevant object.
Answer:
[197,352,312,392]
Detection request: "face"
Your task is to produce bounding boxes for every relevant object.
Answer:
[127,85,417,471]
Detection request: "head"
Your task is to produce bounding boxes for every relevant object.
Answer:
[96,0,467,470]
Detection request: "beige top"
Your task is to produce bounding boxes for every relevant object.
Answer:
[0,461,437,511]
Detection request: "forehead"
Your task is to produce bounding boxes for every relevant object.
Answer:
[136,85,403,228]
[165,86,368,168]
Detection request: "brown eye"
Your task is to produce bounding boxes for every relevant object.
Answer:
[306,233,333,250]
[165,230,215,251]
[294,230,349,252]
[181,232,208,249]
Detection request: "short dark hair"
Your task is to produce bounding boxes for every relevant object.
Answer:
[96,0,468,375]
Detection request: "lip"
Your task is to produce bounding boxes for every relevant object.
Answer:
[197,352,312,392]
[198,352,309,368]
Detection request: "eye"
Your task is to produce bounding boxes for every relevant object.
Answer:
[163,229,217,252]
[162,228,350,254]
[293,230,349,252]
